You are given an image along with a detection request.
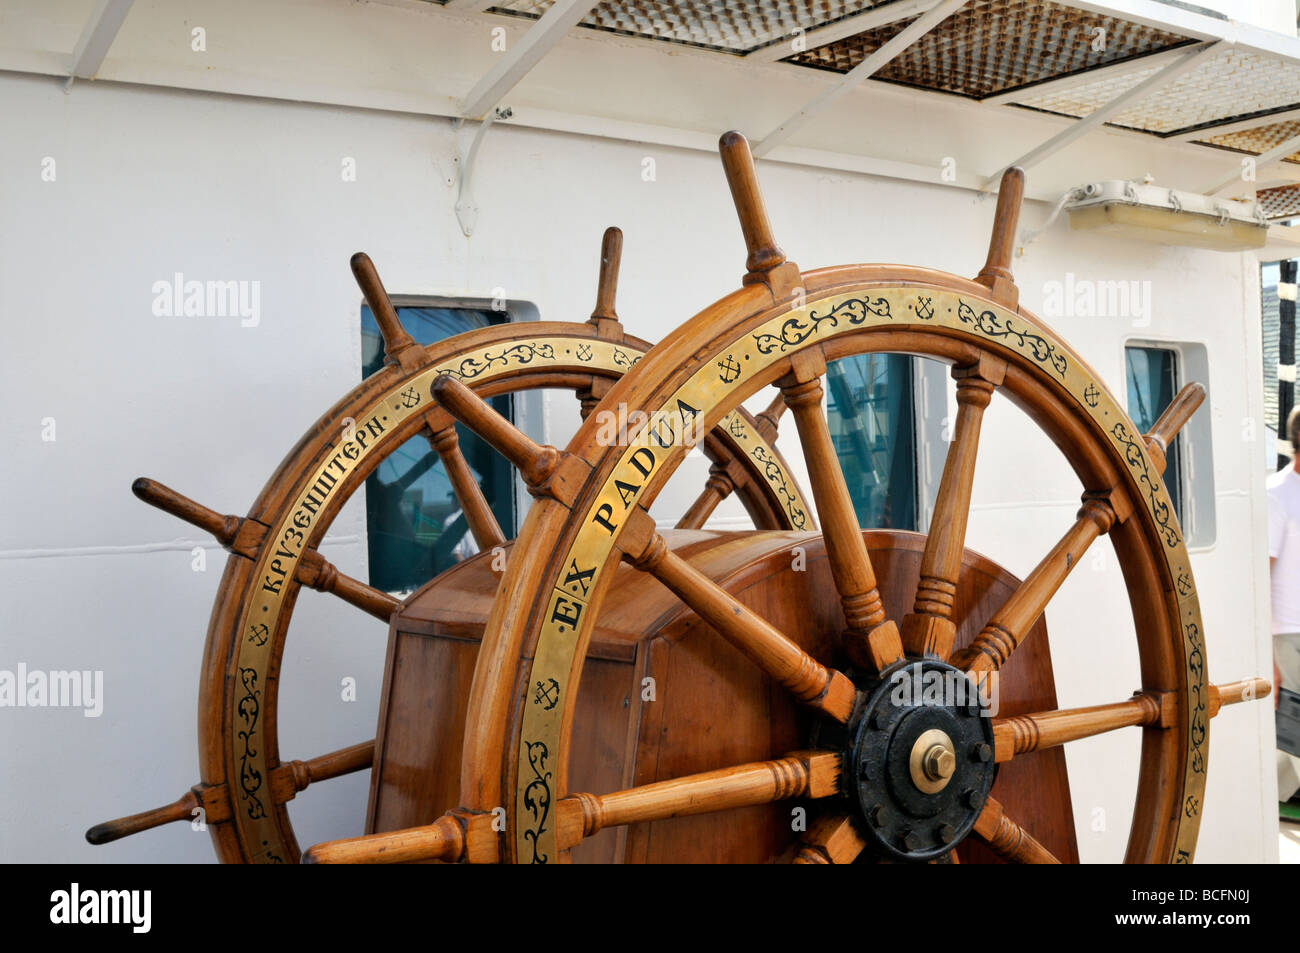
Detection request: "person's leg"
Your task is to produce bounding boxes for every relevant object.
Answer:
[1275,633,1300,801]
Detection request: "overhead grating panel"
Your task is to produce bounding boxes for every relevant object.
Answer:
[782,0,1193,99]
[1196,119,1300,164]
[488,0,905,55]
[1014,47,1300,136]
[1257,183,1300,221]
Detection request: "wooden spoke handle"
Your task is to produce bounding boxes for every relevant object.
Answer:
[718,131,787,284]
[132,477,242,547]
[1209,676,1271,716]
[590,226,622,322]
[350,252,419,366]
[86,791,199,845]
[432,375,559,488]
[976,167,1025,288]
[972,796,1060,864]
[1145,382,1206,475]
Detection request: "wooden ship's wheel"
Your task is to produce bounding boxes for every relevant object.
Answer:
[86,232,812,863]
[295,133,1271,865]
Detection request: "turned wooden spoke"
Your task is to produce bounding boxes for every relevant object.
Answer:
[624,510,856,722]
[270,739,376,804]
[754,392,787,442]
[994,692,1171,763]
[1145,382,1206,476]
[779,354,902,671]
[902,357,1005,660]
[303,808,498,865]
[793,813,867,864]
[676,394,790,529]
[87,740,378,846]
[972,796,1059,864]
[297,549,399,621]
[675,462,739,529]
[974,167,1025,309]
[557,751,841,849]
[718,131,801,295]
[955,495,1119,675]
[993,677,1271,763]
[427,425,506,550]
[133,477,396,620]
[432,375,586,504]
[350,252,422,371]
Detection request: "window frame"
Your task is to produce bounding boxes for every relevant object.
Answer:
[360,293,541,593]
[1123,338,1216,551]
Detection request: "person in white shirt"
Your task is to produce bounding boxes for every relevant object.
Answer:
[1267,406,1300,801]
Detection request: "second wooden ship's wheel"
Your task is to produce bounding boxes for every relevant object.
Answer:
[301,133,1270,865]
[86,231,812,863]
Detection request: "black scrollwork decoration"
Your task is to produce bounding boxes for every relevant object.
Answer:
[236,666,267,820]
[1186,621,1207,774]
[1111,421,1180,548]
[751,446,808,530]
[522,741,552,864]
[956,300,1067,378]
[444,342,557,381]
[752,296,891,354]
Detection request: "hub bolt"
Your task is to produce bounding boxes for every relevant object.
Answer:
[937,823,957,845]
[971,742,992,763]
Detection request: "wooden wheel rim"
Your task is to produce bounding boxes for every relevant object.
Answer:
[467,268,1206,865]
[200,320,809,863]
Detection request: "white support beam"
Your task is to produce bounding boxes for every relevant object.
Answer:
[978,45,1190,106]
[1168,106,1300,142]
[1204,130,1300,195]
[744,0,943,64]
[459,0,599,120]
[752,0,965,158]
[983,40,1227,186]
[66,0,134,87]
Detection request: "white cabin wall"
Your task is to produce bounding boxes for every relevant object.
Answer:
[0,57,1275,861]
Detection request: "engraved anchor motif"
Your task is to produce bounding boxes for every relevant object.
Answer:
[533,678,560,711]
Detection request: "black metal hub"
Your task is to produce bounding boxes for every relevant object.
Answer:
[845,658,996,862]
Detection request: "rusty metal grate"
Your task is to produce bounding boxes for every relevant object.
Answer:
[1015,47,1300,136]
[488,0,904,55]
[782,0,1192,98]
[1257,183,1300,220]
[1196,119,1300,165]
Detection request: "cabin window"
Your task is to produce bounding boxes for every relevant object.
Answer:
[1124,342,1216,548]
[826,353,919,531]
[360,304,516,594]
